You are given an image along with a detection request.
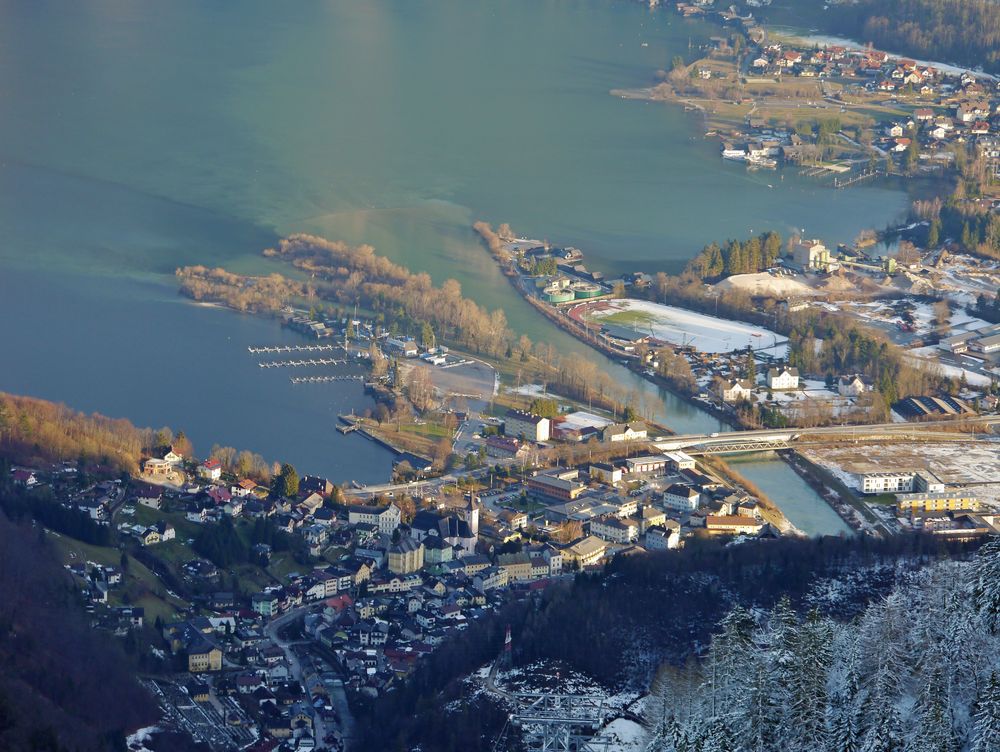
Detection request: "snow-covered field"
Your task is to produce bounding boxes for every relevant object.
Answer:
[801,442,1000,508]
[584,299,788,356]
[908,347,994,387]
[593,718,649,752]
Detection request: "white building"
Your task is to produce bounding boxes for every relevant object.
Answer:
[663,484,701,511]
[792,240,831,272]
[504,409,551,443]
[197,459,222,481]
[645,523,682,551]
[624,455,667,476]
[590,516,639,544]
[716,379,754,403]
[348,503,401,534]
[603,422,648,443]
[767,367,800,391]
[860,472,916,495]
[664,451,696,472]
[589,463,622,485]
[837,374,871,397]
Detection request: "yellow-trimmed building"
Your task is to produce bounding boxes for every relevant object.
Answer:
[896,492,980,514]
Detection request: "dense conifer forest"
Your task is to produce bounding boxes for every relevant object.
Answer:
[780,0,1000,74]
[353,535,979,752]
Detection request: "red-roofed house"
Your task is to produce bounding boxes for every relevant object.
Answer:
[197,458,223,481]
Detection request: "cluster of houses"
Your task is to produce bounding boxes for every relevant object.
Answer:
[523,448,777,548]
[716,33,1000,177]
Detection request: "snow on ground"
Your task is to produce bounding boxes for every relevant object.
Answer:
[508,383,548,397]
[558,411,613,430]
[801,442,1000,508]
[906,353,993,386]
[714,272,819,298]
[126,727,160,752]
[585,299,788,356]
[495,661,640,713]
[950,309,993,332]
[593,718,649,752]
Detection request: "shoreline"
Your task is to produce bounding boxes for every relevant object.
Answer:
[472,230,819,534]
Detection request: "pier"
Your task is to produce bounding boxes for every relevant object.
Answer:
[291,375,364,384]
[833,168,885,189]
[258,358,346,368]
[248,344,343,354]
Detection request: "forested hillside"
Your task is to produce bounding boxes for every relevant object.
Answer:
[0,508,156,751]
[354,535,977,752]
[786,0,1000,73]
[645,540,1000,751]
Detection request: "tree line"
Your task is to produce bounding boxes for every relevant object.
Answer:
[685,231,784,282]
[822,0,1000,73]
[645,539,1000,751]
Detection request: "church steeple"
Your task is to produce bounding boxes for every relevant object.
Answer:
[466,494,479,537]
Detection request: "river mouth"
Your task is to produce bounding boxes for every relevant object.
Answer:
[0,1,909,529]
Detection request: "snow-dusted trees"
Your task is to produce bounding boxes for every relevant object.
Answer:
[973,539,1000,634]
[970,672,1000,752]
[644,543,1000,752]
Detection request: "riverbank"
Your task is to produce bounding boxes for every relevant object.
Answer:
[699,454,798,535]
[779,449,875,534]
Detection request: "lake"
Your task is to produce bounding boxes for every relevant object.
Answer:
[0,0,891,534]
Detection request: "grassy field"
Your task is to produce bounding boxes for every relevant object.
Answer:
[48,532,188,624]
[597,309,657,329]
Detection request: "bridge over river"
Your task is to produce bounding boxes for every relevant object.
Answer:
[654,417,1000,455]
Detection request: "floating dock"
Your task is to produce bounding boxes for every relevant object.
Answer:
[258,358,346,368]
[248,344,342,354]
[291,375,364,384]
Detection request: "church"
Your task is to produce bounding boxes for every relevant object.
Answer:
[408,496,480,556]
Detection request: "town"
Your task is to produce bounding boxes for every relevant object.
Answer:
[4,396,790,752]
[640,1,1000,185]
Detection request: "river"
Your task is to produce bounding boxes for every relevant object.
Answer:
[0,0,887,535]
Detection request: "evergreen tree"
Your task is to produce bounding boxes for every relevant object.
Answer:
[742,658,780,752]
[271,462,299,498]
[911,665,956,752]
[971,672,1000,752]
[972,539,1000,633]
[788,611,833,752]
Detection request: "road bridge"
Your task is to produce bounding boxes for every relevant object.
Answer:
[654,417,1000,455]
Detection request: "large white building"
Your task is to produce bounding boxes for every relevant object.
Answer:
[664,451,696,472]
[860,472,915,494]
[860,470,944,495]
[348,503,401,534]
[792,239,832,272]
[504,409,551,443]
[590,515,639,544]
[663,484,701,511]
[645,523,682,551]
[715,379,754,403]
[767,367,800,391]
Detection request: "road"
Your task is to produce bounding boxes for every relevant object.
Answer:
[344,466,496,499]
[266,605,331,747]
